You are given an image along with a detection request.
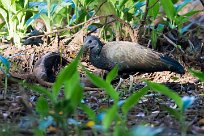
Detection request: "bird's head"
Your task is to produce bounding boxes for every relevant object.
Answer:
[83,36,103,54]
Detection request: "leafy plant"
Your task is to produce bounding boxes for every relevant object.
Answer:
[160,0,202,33]
[29,1,72,33]
[0,55,10,98]
[19,49,84,135]
[90,0,137,40]
[0,0,34,46]
[189,69,204,82]
[28,0,93,35]
[145,81,196,136]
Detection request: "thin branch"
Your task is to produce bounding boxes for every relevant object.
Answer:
[163,34,185,53]
[26,15,137,42]
[93,0,107,16]
[139,0,149,29]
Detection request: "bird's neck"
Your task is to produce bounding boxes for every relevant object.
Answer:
[89,46,106,68]
[90,48,101,62]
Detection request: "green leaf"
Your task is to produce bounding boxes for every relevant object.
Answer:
[189,69,204,82]
[181,10,202,18]
[122,86,149,115]
[103,104,118,130]
[0,7,8,25]
[36,97,49,116]
[106,65,118,84]
[160,0,176,20]
[151,28,157,49]
[64,71,83,108]
[80,104,96,121]
[94,0,117,23]
[15,79,54,101]
[1,0,11,11]
[54,99,74,116]
[145,81,183,108]
[34,128,44,136]
[119,0,128,9]
[86,70,119,102]
[85,0,95,5]
[160,104,182,120]
[64,71,80,99]
[148,0,160,19]
[52,48,83,102]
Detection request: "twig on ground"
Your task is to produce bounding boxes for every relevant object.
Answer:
[163,34,185,53]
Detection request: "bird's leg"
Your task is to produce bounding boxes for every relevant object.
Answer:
[115,78,124,90]
[128,75,134,92]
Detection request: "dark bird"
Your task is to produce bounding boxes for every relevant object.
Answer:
[83,36,185,74]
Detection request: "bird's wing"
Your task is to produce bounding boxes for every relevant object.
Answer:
[103,41,168,72]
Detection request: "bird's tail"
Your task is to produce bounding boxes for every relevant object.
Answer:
[160,56,185,74]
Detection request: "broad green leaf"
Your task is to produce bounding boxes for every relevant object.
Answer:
[52,60,78,101]
[66,77,83,109]
[122,86,149,115]
[148,0,160,19]
[80,104,96,121]
[146,81,183,108]
[86,71,119,102]
[103,104,118,130]
[160,104,182,120]
[106,65,118,84]
[52,48,83,101]
[64,71,80,99]
[160,0,176,20]
[19,80,53,101]
[189,69,204,82]
[36,96,49,116]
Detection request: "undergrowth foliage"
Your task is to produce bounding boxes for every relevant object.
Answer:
[0,0,202,46]
[16,51,201,135]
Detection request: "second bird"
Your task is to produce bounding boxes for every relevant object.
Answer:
[83,36,185,74]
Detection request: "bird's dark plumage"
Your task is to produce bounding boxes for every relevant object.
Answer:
[83,36,185,74]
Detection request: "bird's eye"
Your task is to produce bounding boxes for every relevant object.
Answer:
[88,40,92,43]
